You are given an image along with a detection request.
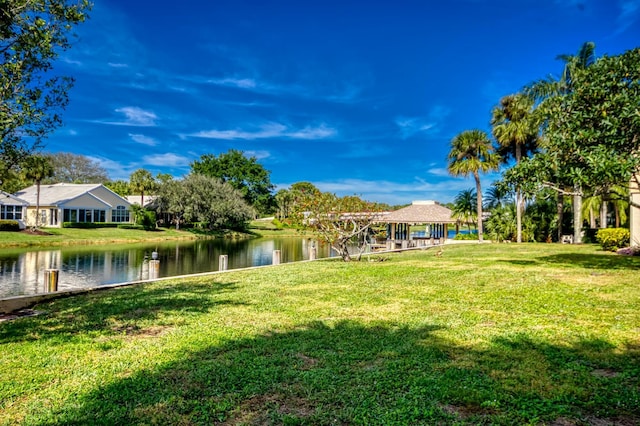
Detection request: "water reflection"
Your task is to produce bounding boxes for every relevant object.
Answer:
[0,237,330,298]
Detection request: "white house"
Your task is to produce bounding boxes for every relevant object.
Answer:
[13,183,133,228]
[0,190,29,229]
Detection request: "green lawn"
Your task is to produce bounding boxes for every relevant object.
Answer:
[1,243,638,425]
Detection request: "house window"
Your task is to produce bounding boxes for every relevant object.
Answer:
[1,205,22,220]
[63,208,106,223]
[111,205,130,223]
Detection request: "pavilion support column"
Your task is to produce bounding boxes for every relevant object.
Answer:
[631,172,640,247]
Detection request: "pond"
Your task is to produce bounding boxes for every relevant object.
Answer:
[0,237,332,298]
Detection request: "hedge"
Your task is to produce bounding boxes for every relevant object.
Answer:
[596,228,630,252]
[0,220,21,231]
[62,222,119,229]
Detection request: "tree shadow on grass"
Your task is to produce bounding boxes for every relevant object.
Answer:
[31,320,640,426]
[0,280,244,345]
[538,251,640,270]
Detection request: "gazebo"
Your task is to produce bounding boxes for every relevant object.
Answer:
[380,200,456,249]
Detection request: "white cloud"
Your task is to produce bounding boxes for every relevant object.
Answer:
[102,106,158,127]
[244,150,271,160]
[207,77,257,89]
[108,62,129,68]
[427,167,451,177]
[143,153,191,167]
[616,0,640,34]
[189,122,336,140]
[129,133,158,146]
[395,105,451,139]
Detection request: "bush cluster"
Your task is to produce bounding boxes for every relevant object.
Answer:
[453,232,479,240]
[0,220,21,231]
[596,228,630,251]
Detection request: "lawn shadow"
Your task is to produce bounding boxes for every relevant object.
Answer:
[0,280,244,344]
[539,251,640,270]
[31,320,640,425]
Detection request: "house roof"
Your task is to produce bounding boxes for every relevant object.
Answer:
[13,183,123,207]
[0,190,28,206]
[380,200,456,224]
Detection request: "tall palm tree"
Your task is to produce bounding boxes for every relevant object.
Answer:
[22,155,54,228]
[525,41,596,244]
[447,130,501,242]
[491,93,540,243]
[129,169,156,208]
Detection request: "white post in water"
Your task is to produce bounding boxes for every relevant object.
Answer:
[272,250,281,265]
[219,254,228,271]
[44,269,59,292]
[309,245,317,260]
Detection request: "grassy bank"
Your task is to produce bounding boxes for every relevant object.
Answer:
[1,243,639,425]
[0,227,202,248]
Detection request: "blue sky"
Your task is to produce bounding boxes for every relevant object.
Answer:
[47,0,639,205]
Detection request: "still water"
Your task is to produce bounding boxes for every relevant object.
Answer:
[0,237,331,298]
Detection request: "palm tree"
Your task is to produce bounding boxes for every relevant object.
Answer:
[484,182,513,211]
[491,93,540,243]
[22,155,54,228]
[129,169,156,208]
[447,130,501,242]
[452,188,477,232]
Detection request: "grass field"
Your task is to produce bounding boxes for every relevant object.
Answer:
[1,243,638,425]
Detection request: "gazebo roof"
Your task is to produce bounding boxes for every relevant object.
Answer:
[381,200,455,224]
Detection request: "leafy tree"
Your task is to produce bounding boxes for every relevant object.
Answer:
[191,149,275,215]
[0,0,90,176]
[491,93,539,242]
[44,152,109,183]
[155,174,254,230]
[104,179,131,197]
[290,191,384,261]
[22,154,54,227]
[485,204,516,242]
[534,47,640,242]
[129,169,156,207]
[447,130,500,242]
[523,42,598,242]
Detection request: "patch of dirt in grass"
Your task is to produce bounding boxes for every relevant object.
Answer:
[591,368,620,378]
[551,415,640,425]
[295,353,319,370]
[438,403,490,420]
[110,323,170,337]
[20,228,52,236]
[223,392,315,425]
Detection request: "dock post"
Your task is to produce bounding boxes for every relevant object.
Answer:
[272,250,281,265]
[44,269,59,292]
[309,246,317,260]
[149,260,160,279]
[219,254,228,271]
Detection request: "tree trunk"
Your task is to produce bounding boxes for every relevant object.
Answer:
[35,180,41,228]
[589,208,596,229]
[600,200,608,228]
[516,189,523,243]
[630,172,640,246]
[556,192,564,242]
[515,144,522,243]
[474,172,483,242]
[573,185,583,244]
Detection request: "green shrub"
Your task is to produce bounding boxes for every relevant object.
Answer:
[117,224,145,230]
[596,228,630,251]
[271,218,285,229]
[453,232,479,240]
[0,220,20,231]
[135,209,156,230]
